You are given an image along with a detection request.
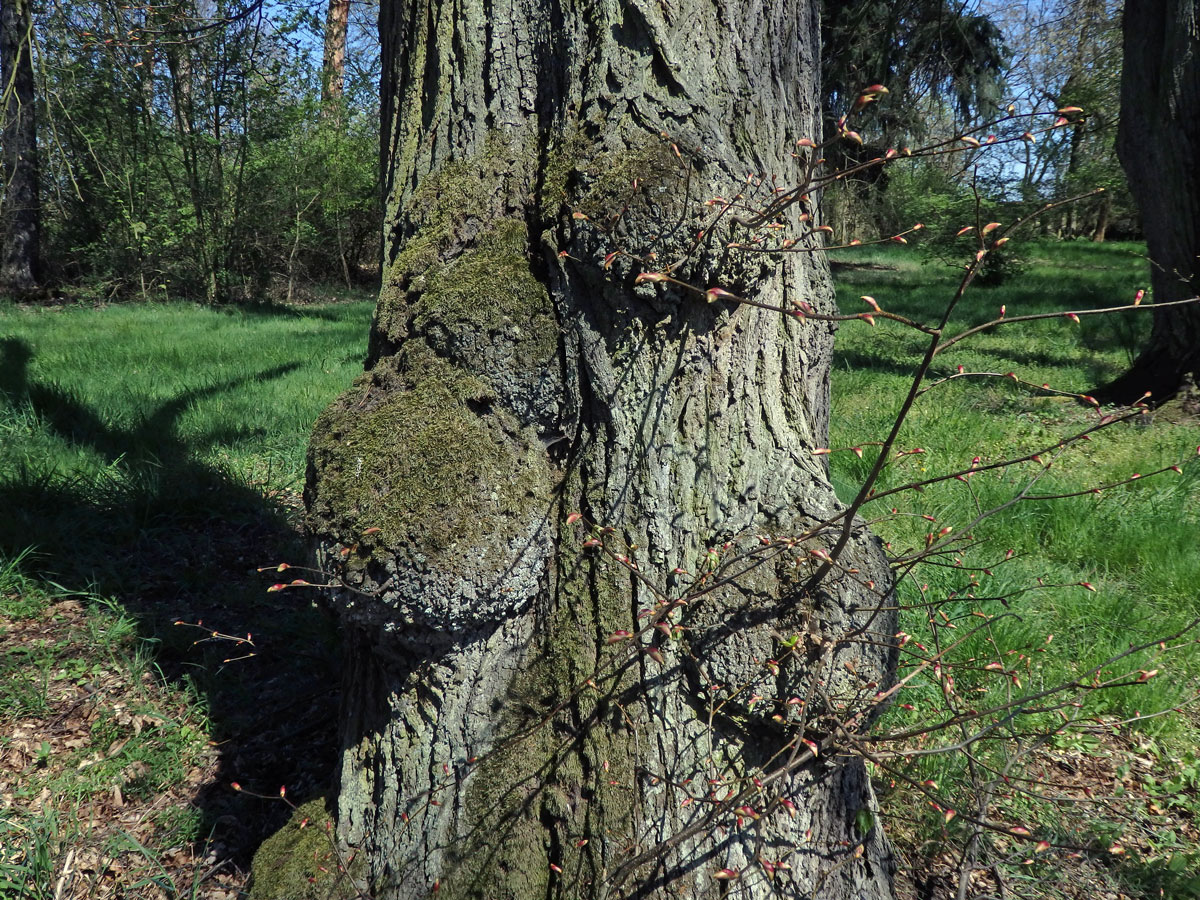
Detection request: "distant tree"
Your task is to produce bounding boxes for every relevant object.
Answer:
[322,0,349,104]
[1040,0,1120,239]
[993,0,1129,241]
[1,0,40,293]
[821,0,1008,141]
[1093,0,1199,404]
[33,0,380,300]
[820,0,1008,236]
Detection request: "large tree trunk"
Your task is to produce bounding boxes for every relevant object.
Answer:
[1094,0,1200,405]
[1,0,40,294]
[304,2,897,897]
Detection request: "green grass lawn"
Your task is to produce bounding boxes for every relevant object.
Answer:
[0,297,375,897]
[828,240,1200,896]
[0,298,374,593]
[829,240,1200,723]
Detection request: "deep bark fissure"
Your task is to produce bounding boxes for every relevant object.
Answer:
[304,2,898,898]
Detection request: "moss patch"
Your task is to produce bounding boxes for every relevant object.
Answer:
[434,521,643,897]
[249,798,364,900]
[413,218,557,367]
[384,133,536,286]
[307,349,548,556]
[373,136,556,380]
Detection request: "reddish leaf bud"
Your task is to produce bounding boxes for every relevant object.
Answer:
[706,287,739,303]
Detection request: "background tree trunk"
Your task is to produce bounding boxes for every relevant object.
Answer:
[1095,0,1200,405]
[305,1,897,897]
[1,0,40,293]
[322,0,349,105]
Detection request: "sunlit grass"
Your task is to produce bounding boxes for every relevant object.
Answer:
[830,239,1200,892]
[831,240,1199,720]
[0,300,373,490]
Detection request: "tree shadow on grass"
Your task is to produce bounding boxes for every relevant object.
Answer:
[0,336,340,870]
[217,300,364,323]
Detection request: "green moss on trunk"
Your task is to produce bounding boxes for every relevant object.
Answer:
[249,798,364,900]
[413,218,557,367]
[307,348,547,557]
[432,496,645,897]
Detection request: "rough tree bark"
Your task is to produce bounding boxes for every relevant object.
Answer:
[322,0,350,104]
[1,0,40,294]
[1094,0,1200,405]
[305,1,897,897]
